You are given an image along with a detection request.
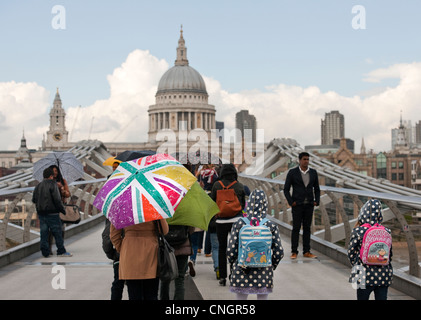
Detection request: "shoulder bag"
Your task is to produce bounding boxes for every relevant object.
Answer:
[60,202,81,224]
[154,220,178,282]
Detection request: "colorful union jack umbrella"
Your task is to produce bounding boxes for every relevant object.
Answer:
[93,154,197,229]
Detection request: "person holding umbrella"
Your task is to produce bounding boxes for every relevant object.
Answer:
[101,161,126,300]
[48,165,70,254]
[49,164,70,201]
[110,219,169,300]
[94,154,215,299]
[32,167,72,257]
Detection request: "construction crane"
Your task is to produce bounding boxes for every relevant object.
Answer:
[69,105,81,141]
[88,116,95,140]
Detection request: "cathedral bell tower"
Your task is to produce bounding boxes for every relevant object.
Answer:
[45,88,69,150]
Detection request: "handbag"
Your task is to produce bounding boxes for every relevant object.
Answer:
[60,204,81,224]
[154,220,178,282]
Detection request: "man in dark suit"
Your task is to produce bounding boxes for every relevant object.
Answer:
[283,152,320,259]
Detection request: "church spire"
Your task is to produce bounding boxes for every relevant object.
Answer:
[53,87,62,107]
[396,110,407,148]
[360,137,366,154]
[21,129,27,148]
[175,25,189,66]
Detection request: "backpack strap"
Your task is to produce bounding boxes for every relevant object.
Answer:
[219,180,237,189]
[225,181,237,189]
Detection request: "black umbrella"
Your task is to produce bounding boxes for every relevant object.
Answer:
[115,150,156,162]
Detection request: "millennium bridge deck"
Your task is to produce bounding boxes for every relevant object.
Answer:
[0,220,413,301]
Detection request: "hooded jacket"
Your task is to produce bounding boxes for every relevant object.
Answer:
[348,199,393,288]
[227,189,284,294]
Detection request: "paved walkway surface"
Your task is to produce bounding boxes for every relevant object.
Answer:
[0,222,413,300]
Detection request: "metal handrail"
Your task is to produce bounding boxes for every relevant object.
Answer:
[1,174,420,278]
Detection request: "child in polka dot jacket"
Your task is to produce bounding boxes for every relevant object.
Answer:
[227,189,284,300]
[347,199,393,300]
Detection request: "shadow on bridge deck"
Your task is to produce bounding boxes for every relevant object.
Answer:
[0,222,413,301]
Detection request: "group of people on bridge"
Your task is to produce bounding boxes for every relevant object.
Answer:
[31,152,393,300]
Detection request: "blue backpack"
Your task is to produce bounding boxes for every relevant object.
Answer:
[238,217,272,268]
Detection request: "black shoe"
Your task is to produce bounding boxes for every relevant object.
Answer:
[219,278,226,286]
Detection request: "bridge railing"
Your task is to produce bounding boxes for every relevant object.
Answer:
[1,174,420,281]
[0,178,106,252]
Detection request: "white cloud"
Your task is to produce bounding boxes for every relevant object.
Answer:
[1,52,421,155]
[67,50,169,143]
[208,62,421,152]
[0,81,49,150]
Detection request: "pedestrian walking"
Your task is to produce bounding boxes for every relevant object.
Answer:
[101,161,125,300]
[227,189,284,300]
[32,167,71,257]
[159,225,194,300]
[110,219,169,300]
[48,164,70,253]
[348,199,393,300]
[197,163,219,277]
[283,152,320,259]
[210,163,245,286]
[102,219,125,300]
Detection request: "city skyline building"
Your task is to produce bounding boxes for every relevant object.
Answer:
[321,110,345,145]
[391,114,416,150]
[235,110,257,143]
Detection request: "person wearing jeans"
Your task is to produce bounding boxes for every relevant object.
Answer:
[32,167,71,257]
[39,214,67,256]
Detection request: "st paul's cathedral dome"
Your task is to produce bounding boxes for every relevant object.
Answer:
[148,28,216,144]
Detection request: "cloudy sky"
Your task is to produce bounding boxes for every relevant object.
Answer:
[1,1,421,152]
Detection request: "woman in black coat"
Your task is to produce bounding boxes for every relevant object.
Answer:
[210,163,245,286]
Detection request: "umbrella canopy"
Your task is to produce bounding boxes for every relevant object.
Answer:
[103,156,122,166]
[93,154,197,229]
[167,181,219,231]
[33,152,84,184]
[115,150,156,162]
